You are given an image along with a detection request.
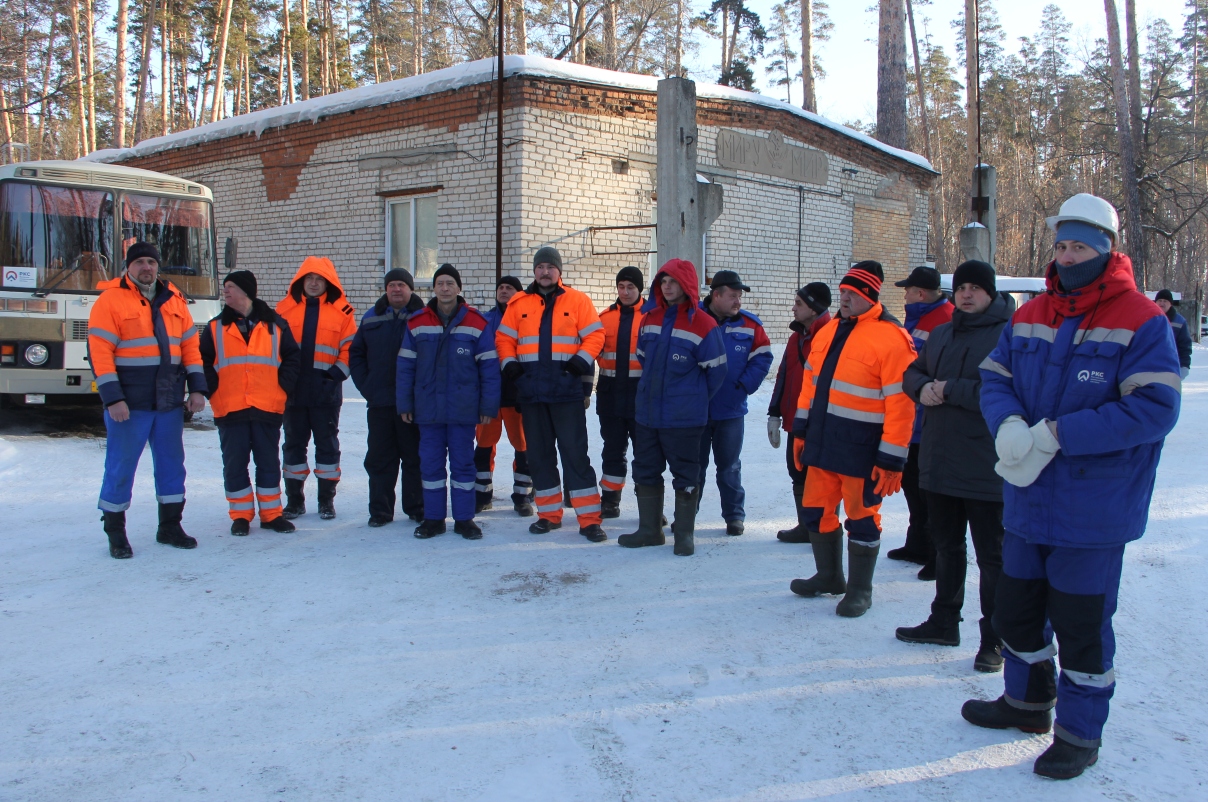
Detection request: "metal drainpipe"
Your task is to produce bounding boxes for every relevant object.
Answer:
[797,185,804,289]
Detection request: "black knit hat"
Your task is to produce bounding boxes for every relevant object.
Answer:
[1155,288,1176,303]
[797,282,831,314]
[840,261,884,303]
[893,265,942,290]
[223,270,257,300]
[952,260,996,295]
[497,275,523,293]
[125,242,161,267]
[533,246,563,272]
[432,263,462,288]
[616,266,645,293]
[383,268,414,290]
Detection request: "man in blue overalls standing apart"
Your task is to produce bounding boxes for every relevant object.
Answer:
[963,194,1181,779]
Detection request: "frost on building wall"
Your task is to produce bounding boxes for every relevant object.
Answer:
[85,56,936,340]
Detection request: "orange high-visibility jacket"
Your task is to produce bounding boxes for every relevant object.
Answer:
[87,275,204,410]
[792,302,917,478]
[206,317,289,418]
[595,300,643,418]
[495,278,605,405]
[597,302,643,379]
[275,256,356,380]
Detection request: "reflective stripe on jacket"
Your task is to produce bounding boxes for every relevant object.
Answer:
[396,299,501,425]
[495,278,604,405]
[702,301,773,420]
[769,312,831,431]
[275,256,356,406]
[596,300,643,419]
[979,253,1181,547]
[87,275,205,410]
[792,302,917,477]
[206,318,288,418]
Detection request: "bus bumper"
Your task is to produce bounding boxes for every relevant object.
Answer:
[0,368,100,397]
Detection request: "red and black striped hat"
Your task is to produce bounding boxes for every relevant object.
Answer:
[840,260,884,304]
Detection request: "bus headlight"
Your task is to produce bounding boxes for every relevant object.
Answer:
[24,343,49,366]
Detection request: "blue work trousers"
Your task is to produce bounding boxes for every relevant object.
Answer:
[632,423,703,492]
[419,423,477,522]
[995,530,1125,748]
[99,408,186,512]
[697,416,746,522]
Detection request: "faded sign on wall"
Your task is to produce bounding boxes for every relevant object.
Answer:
[715,129,829,185]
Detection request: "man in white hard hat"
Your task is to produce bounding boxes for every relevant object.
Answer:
[961,193,1182,779]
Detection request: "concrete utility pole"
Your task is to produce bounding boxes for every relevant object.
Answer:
[656,77,724,282]
[960,163,997,265]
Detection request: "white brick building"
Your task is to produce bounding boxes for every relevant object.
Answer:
[87,56,936,339]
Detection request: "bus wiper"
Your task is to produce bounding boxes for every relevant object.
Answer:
[33,253,108,297]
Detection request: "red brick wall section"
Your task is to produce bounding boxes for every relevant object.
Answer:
[260,141,318,201]
[110,75,934,192]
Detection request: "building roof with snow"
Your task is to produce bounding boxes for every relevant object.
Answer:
[83,55,934,175]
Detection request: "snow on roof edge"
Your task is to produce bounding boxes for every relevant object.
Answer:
[83,56,935,174]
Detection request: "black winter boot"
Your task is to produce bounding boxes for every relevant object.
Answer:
[475,491,494,513]
[1034,737,1099,779]
[790,529,846,596]
[917,559,937,581]
[618,485,666,548]
[601,489,622,519]
[672,488,697,556]
[414,519,447,538]
[317,479,337,520]
[514,495,535,517]
[896,618,960,646]
[725,520,744,536]
[528,518,561,534]
[836,541,879,617]
[777,479,811,543]
[103,511,132,559]
[283,478,305,519]
[260,516,295,533]
[580,524,607,542]
[961,696,1053,734]
[454,519,483,540]
[974,619,1004,672]
[231,519,251,536]
[156,502,197,549]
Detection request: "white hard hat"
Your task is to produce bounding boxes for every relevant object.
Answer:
[1046,194,1119,241]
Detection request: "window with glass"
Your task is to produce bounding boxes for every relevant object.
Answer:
[386,195,438,280]
[121,194,218,296]
[0,181,114,292]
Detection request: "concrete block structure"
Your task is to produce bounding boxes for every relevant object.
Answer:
[87,56,936,339]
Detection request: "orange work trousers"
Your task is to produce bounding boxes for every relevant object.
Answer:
[801,467,883,544]
[474,407,531,500]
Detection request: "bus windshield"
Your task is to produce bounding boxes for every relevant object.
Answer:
[0,181,114,292]
[122,194,217,297]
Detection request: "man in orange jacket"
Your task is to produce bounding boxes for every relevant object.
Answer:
[595,266,646,518]
[200,271,302,536]
[789,261,917,617]
[495,246,607,541]
[88,242,207,559]
[276,257,356,520]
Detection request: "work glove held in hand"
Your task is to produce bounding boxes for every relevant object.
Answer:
[995,415,1033,465]
[767,417,782,448]
[871,466,903,497]
[995,419,1061,487]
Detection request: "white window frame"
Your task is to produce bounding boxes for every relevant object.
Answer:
[384,193,438,277]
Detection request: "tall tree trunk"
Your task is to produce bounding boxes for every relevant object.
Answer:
[17,0,32,150]
[0,84,13,163]
[69,0,89,154]
[133,0,156,142]
[964,0,979,198]
[720,8,729,75]
[85,0,97,152]
[161,2,169,134]
[244,17,252,112]
[876,0,908,148]
[37,8,57,157]
[673,0,682,75]
[727,8,740,76]
[300,0,310,98]
[210,0,234,122]
[516,0,527,55]
[283,0,296,102]
[1104,0,1146,282]
[604,0,616,70]
[906,0,931,161]
[413,0,423,74]
[1124,0,1143,141]
[115,0,129,146]
[800,0,815,111]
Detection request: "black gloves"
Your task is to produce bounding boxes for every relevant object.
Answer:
[563,356,590,377]
[502,362,525,382]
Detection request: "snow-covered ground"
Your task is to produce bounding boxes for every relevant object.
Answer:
[2,351,1206,801]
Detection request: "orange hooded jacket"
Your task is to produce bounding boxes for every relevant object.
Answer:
[275,257,356,405]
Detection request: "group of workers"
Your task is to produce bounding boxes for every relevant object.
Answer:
[85,192,1184,782]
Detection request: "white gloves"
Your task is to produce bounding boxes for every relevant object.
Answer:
[995,416,1034,465]
[767,417,782,449]
[995,420,1061,487]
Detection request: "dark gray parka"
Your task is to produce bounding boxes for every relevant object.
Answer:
[902,291,1016,502]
